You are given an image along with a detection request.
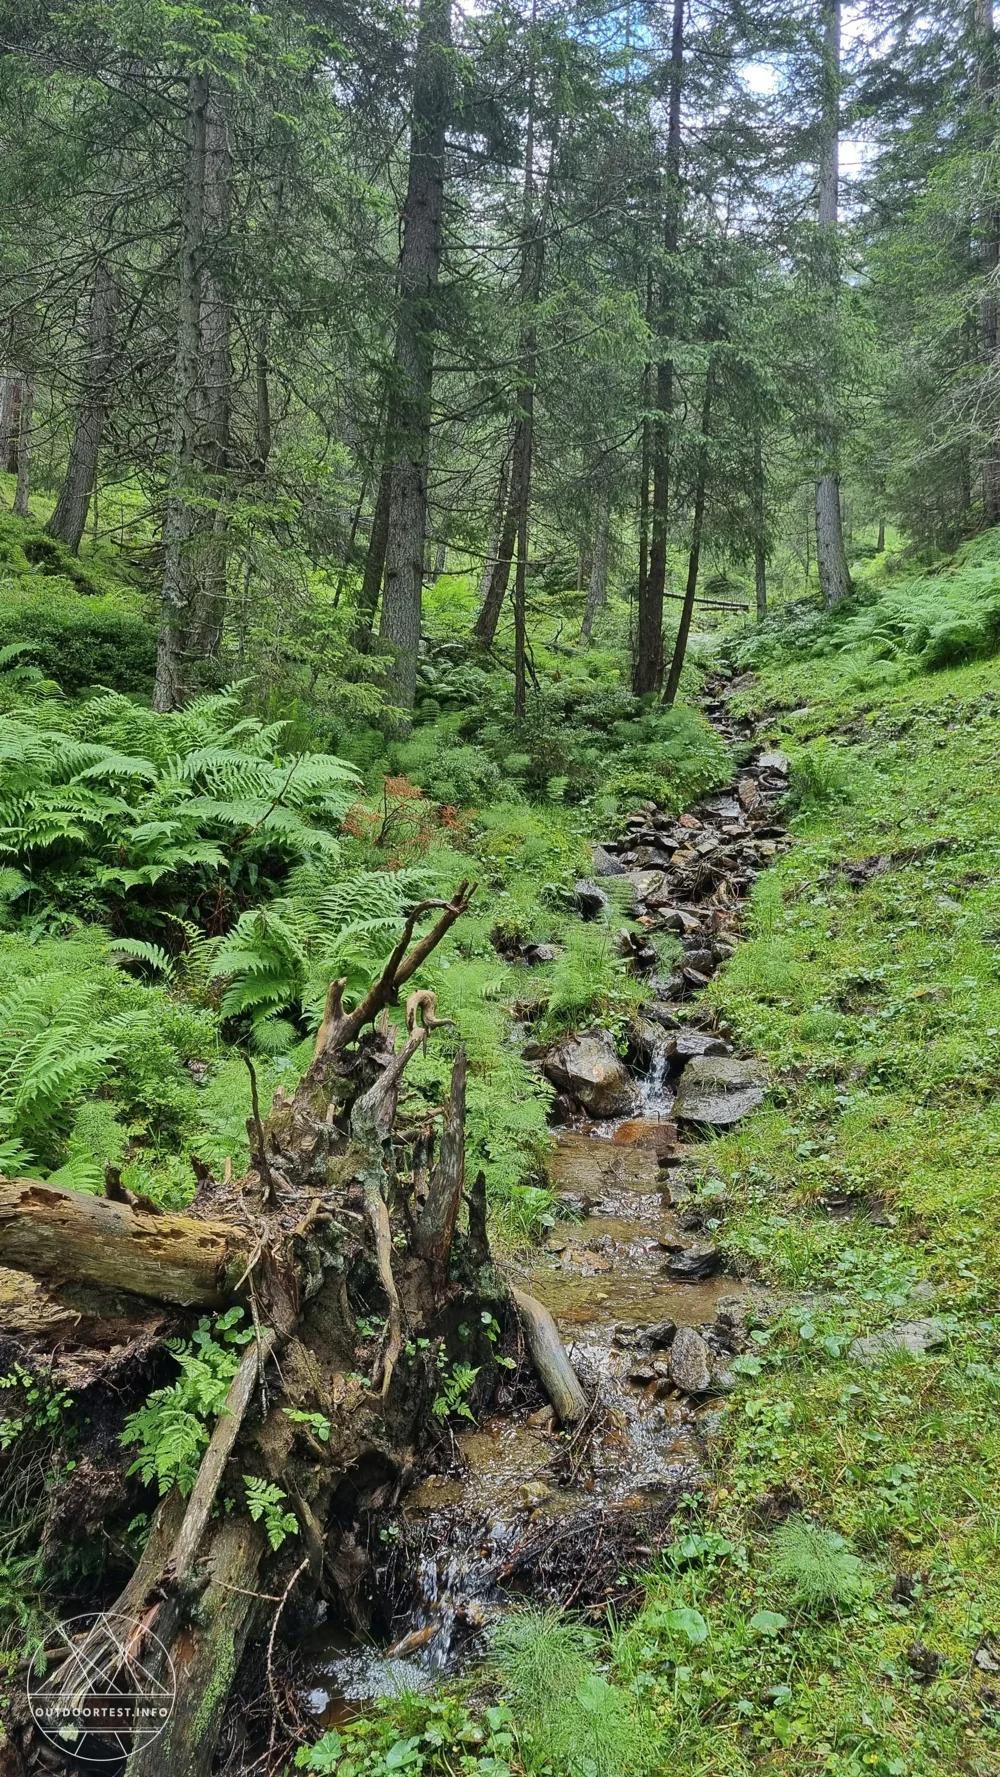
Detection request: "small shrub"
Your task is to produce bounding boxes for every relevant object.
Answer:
[766,1519,865,1610]
[786,740,856,811]
[492,1608,648,1777]
[0,603,157,694]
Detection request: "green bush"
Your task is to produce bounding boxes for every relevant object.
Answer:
[0,602,157,694]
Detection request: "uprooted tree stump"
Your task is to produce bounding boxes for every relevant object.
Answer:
[0,881,587,1777]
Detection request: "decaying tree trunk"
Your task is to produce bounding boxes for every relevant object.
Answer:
[0,881,587,1777]
[0,1178,253,1306]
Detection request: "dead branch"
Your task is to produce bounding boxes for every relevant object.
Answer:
[510,1287,588,1425]
[166,1329,277,1590]
[405,987,456,1040]
[308,881,476,1066]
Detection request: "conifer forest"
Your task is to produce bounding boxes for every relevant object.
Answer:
[1,1,1000,1773]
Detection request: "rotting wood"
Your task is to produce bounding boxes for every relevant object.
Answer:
[0,1177,253,1307]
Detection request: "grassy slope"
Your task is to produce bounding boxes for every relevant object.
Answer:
[619,651,1000,1774]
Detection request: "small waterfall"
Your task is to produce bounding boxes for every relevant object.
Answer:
[639,1035,673,1115]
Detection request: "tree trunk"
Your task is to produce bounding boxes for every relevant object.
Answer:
[155,74,232,710]
[12,375,32,517]
[0,373,23,475]
[634,0,683,693]
[188,78,232,663]
[156,72,210,712]
[512,404,532,720]
[816,474,850,605]
[255,315,272,470]
[976,0,1000,522]
[0,1177,253,1307]
[877,515,885,551]
[47,263,118,551]
[814,0,852,610]
[637,279,652,619]
[473,452,517,645]
[753,425,767,620]
[664,359,713,706]
[377,0,452,719]
[512,17,559,720]
[581,482,611,640]
[356,459,392,639]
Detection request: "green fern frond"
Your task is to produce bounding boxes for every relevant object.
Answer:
[110,940,176,981]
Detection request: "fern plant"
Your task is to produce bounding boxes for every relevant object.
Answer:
[120,1310,253,1496]
[242,1476,298,1550]
[208,864,432,1046]
[0,973,150,1168]
[0,686,361,929]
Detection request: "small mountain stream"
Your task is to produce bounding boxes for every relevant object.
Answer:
[302,679,790,1716]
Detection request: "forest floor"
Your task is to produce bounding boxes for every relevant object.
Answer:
[2,484,1000,1777]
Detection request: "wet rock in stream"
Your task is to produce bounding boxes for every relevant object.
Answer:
[663,1246,721,1282]
[668,1326,713,1394]
[543,1030,637,1117]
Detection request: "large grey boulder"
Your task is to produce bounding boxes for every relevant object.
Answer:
[674,1055,769,1126]
[543,1030,636,1117]
[668,1326,713,1395]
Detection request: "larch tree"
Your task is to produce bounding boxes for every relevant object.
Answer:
[377,0,453,720]
[813,0,853,610]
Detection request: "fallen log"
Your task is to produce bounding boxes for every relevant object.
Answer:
[0,1177,253,1307]
[511,1286,588,1425]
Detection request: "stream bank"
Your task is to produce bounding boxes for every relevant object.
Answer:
[298,678,794,1713]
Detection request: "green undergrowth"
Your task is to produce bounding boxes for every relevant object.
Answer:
[0,673,698,1239]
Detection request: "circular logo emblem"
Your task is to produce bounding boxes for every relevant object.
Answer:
[26,1610,176,1763]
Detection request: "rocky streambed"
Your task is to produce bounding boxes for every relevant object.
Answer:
[301,685,792,1713]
